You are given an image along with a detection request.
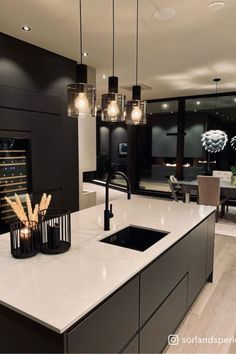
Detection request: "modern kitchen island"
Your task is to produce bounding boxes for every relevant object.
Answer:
[0,196,215,353]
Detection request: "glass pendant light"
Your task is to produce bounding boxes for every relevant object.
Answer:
[101,0,125,122]
[126,0,146,125]
[67,0,96,118]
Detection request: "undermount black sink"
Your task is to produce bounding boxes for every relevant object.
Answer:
[100,226,169,252]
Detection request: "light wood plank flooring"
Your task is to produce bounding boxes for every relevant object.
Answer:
[165,235,236,354]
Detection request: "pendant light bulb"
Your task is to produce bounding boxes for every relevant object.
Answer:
[131,105,142,123]
[107,100,120,119]
[74,92,90,113]
[67,0,96,118]
[101,0,125,122]
[125,0,146,125]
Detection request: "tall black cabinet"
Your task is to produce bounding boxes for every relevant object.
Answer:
[0,85,79,233]
[31,113,62,202]
[0,32,79,233]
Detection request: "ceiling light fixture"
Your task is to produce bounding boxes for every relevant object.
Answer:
[201,78,226,174]
[208,1,225,10]
[126,0,146,125]
[162,103,168,109]
[22,26,31,31]
[153,8,176,20]
[67,0,96,118]
[196,101,201,105]
[201,130,228,153]
[101,0,125,122]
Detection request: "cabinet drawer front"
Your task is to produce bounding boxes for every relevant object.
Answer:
[140,237,188,325]
[140,275,188,354]
[188,219,208,307]
[206,213,215,280]
[121,335,139,353]
[67,276,139,353]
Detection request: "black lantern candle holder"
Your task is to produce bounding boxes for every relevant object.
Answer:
[10,221,39,259]
[39,209,71,254]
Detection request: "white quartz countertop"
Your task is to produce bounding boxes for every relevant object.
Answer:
[0,196,215,333]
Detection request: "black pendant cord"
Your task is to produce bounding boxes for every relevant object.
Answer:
[112,0,115,76]
[135,0,139,86]
[213,78,221,115]
[79,0,83,64]
[215,81,218,114]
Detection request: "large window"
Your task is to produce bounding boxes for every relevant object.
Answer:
[137,100,179,193]
[94,91,236,196]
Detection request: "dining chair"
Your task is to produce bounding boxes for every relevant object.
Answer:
[168,175,183,202]
[212,170,232,211]
[197,175,228,222]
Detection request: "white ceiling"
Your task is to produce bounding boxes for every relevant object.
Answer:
[1,0,236,103]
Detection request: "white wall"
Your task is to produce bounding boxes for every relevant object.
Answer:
[78,116,97,209]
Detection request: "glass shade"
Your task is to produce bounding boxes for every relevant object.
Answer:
[125,100,147,125]
[67,83,96,118]
[101,93,126,122]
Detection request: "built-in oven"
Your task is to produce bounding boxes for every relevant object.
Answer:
[0,131,31,233]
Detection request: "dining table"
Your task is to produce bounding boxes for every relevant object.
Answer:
[174,179,236,203]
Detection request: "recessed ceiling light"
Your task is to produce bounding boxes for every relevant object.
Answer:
[82,52,88,57]
[153,8,176,21]
[22,26,31,31]
[196,101,201,105]
[234,98,236,102]
[208,1,225,10]
[162,103,168,109]
[194,109,197,112]
[102,74,106,79]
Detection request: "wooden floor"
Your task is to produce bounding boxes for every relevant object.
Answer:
[165,235,236,354]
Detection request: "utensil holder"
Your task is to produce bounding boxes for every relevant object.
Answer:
[39,209,71,254]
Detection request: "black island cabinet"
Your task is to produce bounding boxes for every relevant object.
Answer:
[0,212,215,354]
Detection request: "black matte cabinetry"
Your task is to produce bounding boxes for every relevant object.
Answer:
[61,117,79,211]
[187,219,208,307]
[206,213,216,281]
[67,276,139,353]
[121,336,139,353]
[140,236,188,325]
[0,84,79,220]
[140,276,188,354]
[31,112,62,196]
[0,108,30,132]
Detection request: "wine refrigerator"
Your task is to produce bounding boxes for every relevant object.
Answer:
[0,136,31,233]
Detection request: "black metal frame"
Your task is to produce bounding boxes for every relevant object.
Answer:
[39,208,71,254]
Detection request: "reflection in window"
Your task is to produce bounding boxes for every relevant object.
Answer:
[138,100,178,193]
